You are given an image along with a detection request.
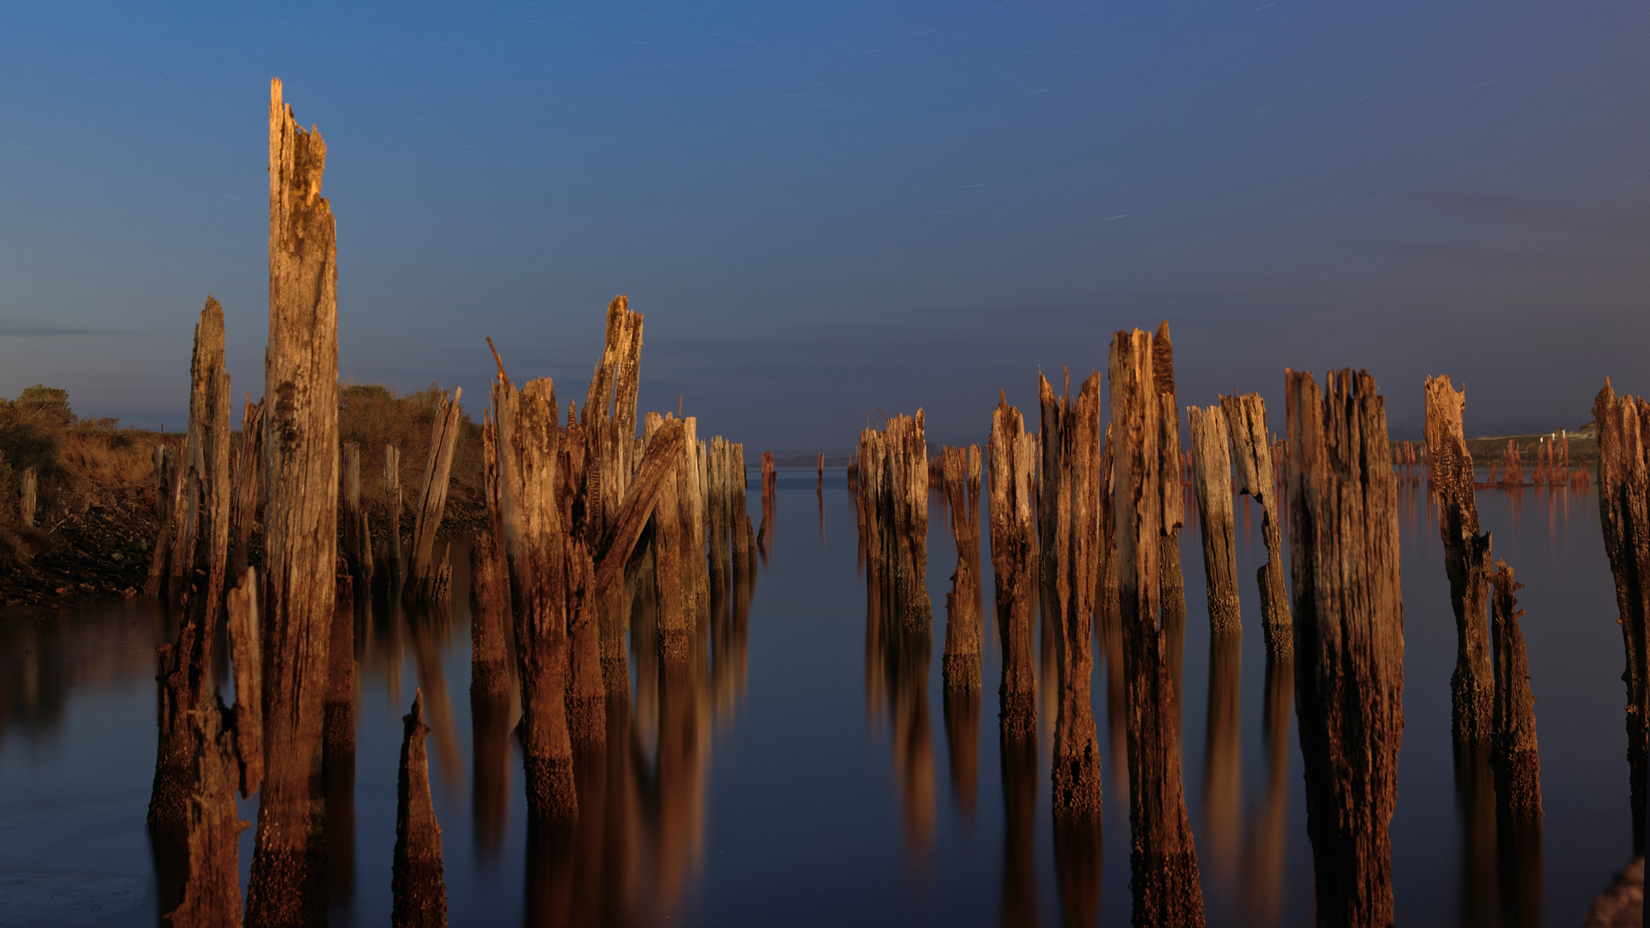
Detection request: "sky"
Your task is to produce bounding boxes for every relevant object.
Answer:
[2,0,1647,453]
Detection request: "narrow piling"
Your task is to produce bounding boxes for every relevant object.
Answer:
[1425,375,1493,746]
[1220,393,1291,655]
[1593,379,1650,854]
[392,691,448,928]
[1188,404,1240,634]
[989,394,1039,744]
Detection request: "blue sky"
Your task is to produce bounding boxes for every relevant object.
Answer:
[2,0,1647,450]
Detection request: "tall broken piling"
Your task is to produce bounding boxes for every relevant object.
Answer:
[1153,323,1189,703]
[1425,375,1494,747]
[1220,393,1291,655]
[1187,404,1240,634]
[1284,368,1404,928]
[989,395,1039,744]
[393,691,448,928]
[1592,379,1650,854]
[149,298,234,923]
[246,79,339,927]
[1110,327,1203,925]
[405,387,462,601]
[1038,372,1104,823]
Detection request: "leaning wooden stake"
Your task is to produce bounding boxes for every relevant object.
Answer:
[1592,379,1650,855]
[1039,372,1104,823]
[1110,327,1204,925]
[1187,405,1239,634]
[247,78,338,927]
[1284,368,1404,928]
[1424,375,1494,747]
[393,690,448,928]
[342,442,374,589]
[989,394,1039,744]
[406,387,463,601]
[1220,393,1291,655]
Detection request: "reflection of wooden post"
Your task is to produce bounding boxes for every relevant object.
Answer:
[248,77,338,926]
[1425,376,1493,746]
[1110,327,1203,925]
[989,394,1038,743]
[392,690,448,928]
[1188,405,1239,633]
[1220,393,1291,655]
[1038,372,1103,822]
[1285,368,1404,928]
[1593,379,1650,855]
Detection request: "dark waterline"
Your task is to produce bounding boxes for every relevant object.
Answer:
[0,469,1630,926]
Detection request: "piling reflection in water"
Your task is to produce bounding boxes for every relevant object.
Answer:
[1201,628,1241,893]
[1239,650,1292,927]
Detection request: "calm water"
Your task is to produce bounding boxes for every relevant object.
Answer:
[0,467,1630,926]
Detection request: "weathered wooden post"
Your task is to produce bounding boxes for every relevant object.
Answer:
[342,442,374,590]
[382,444,403,590]
[149,297,233,865]
[1153,323,1189,704]
[1110,327,1204,925]
[1284,368,1404,928]
[1424,375,1493,746]
[405,387,462,601]
[1188,404,1240,634]
[230,398,264,580]
[1490,562,1541,823]
[989,394,1039,744]
[1220,393,1292,656]
[392,691,448,928]
[18,467,35,527]
[940,445,982,817]
[493,363,577,825]
[1038,372,1104,823]
[246,78,339,927]
[1592,379,1650,854]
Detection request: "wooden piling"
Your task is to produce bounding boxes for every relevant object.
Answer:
[18,467,35,527]
[989,394,1039,744]
[1424,375,1494,747]
[245,78,339,928]
[1284,368,1404,928]
[856,412,933,636]
[941,446,983,694]
[1591,379,1650,854]
[382,444,403,590]
[1220,393,1292,656]
[149,297,233,861]
[1038,372,1104,823]
[1153,323,1189,703]
[1110,327,1204,925]
[1489,561,1541,824]
[1188,405,1240,634]
[230,399,264,579]
[493,368,577,825]
[406,387,462,601]
[342,442,374,589]
[392,691,448,928]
